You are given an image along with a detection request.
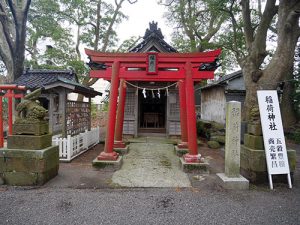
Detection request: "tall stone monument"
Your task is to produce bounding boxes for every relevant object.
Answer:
[0,89,59,186]
[217,101,249,189]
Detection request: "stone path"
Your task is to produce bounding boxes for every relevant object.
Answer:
[112,137,191,187]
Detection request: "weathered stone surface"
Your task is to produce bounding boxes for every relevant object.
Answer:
[224,101,241,178]
[207,141,220,149]
[114,146,129,155]
[210,136,225,144]
[240,145,296,183]
[244,134,264,149]
[13,122,49,136]
[247,123,262,136]
[7,134,52,150]
[174,146,189,156]
[217,173,249,190]
[92,156,123,169]
[179,157,209,173]
[0,146,59,186]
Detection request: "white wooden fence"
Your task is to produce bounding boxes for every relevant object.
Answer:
[52,127,100,162]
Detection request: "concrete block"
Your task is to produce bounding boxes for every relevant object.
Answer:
[247,123,262,136]
[179,157,209,173]
[7,134,52,150]
[0,146,59,186]
[114,146,129,155]
[244,134,264,149]
[174,146,188,156]
[217,173,249,190]
[92,156,123,169]
[240,145,296,183]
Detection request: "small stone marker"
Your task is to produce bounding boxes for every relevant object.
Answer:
[217,101,249,190]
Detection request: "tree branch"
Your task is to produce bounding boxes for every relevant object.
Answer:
[241,0,254,48]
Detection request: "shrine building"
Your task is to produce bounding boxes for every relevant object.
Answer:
[86,22,221,163]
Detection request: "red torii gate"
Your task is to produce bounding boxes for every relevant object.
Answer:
[0,85,26,148]
[86,48,221,163]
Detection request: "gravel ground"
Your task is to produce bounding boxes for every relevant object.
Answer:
[0,140,299,225]
[0,186,299,225]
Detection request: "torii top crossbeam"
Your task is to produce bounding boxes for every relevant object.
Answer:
[85,48,221,81]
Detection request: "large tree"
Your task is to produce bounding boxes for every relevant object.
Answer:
[163,0,300,126]
[0,0,31,82]
[239,0,300,126]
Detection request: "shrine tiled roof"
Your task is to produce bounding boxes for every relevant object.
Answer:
[200,70,243,90]
[15,69,78,89]
[129,21,177,53]
[15,69,101,97]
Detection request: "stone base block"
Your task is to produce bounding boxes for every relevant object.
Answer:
[114,146,129,155]
[247,123,262,136]
[174,146,188,156]
[92,156,123,169]
[241,145,296,183]
[7,134,52,150]
[217,173,249,190]
[179,157,209,173]
[244,134,264,150]
[0,145,59,186]
[13,122,49,136]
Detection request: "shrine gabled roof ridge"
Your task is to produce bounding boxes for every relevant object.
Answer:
[85,48,222,60]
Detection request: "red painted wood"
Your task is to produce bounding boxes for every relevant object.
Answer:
[0,96,3,148]
[114,79,127,148]
[85,48,221,59]
[97,61,120,161]
[90,69,214,81]
[0,85,26,90]
[184,62,199,158]
[7,90,13,135]
[178,80,188,149]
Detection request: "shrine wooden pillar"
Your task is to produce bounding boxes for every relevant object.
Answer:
[97,61,120,160]
[178,80,188,149]
[7,90,13,135]
[114,79,127,148]
[183,62,200,162]
[0,95,3,148]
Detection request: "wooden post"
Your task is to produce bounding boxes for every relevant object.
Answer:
[97,61,120,160]
[7,90,13,135]
[114,79,127,148]
[183,62,200,163]
[178,80,188,149]
[0,96,3,148]
[88,97,91,131]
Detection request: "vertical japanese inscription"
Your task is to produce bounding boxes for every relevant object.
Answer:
[257,90,290,175]
[225,101,241,177]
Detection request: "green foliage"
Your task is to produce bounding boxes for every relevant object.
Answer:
[26,0,133,82]
[196,121,211,139]
[293,130,300,144]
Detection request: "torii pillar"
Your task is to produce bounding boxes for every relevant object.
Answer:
[114,79,127,150]
[177,80,188,149]
[183,62,201,163]
[96,61,120,161]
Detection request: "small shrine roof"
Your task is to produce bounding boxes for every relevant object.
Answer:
[15,69,101,97]
[129,21,177,53]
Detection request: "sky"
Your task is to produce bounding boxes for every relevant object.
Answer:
[113,0,173,43]
[90,0,174,103]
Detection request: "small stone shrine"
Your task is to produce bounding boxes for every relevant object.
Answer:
[240,107,296,183]
[0,89,59,186]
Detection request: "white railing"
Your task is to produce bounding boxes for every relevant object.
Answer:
[52,127,100,162]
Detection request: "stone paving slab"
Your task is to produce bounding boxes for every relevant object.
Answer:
[112,142,191,187]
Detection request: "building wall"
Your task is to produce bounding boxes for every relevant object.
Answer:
[201,86,226,124]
